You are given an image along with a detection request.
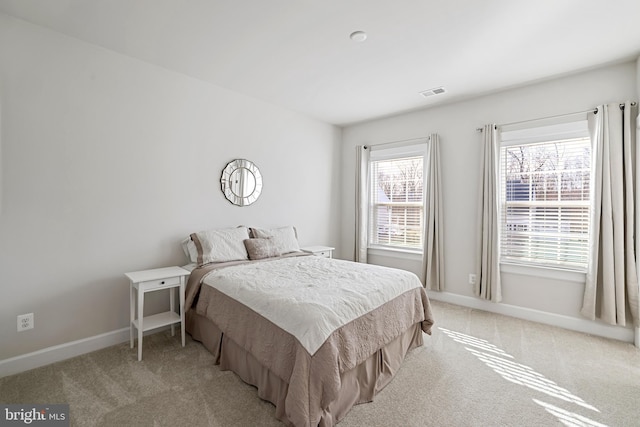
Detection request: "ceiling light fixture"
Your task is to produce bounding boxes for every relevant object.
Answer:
[349,31,367,42]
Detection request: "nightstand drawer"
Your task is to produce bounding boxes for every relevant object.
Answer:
[300,246,335,258]
[140,275,181,290]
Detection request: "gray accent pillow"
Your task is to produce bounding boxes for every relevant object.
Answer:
[250,226,300,254]
[244,238,283,260]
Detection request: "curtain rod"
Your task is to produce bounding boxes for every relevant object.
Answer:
[475,102,637,132]
[363,135,429,150]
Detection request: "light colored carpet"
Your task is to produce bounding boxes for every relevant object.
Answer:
[1,300,639,426]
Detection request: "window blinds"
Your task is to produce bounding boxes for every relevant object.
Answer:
[499,120,591,270]
[369,155,424,250]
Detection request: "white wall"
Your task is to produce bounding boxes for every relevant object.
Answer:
[0,14,342,361]
[341,60,638,339]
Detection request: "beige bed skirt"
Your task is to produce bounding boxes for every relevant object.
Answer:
[187,310,424,426]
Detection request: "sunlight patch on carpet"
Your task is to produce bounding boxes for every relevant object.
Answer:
[439,327,608,427]
[533,399,609,427]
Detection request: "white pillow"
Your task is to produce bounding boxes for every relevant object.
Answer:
[181,238,199,263]
[190,226,250,266]
[251,226,300,254]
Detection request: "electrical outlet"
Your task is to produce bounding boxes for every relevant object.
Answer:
[468,274,477,285]
[17,313,34,332]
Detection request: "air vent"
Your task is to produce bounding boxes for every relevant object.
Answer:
[419,87,446,98]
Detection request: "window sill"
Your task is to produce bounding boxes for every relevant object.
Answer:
[367,246,423,261]
[500,262,586,283]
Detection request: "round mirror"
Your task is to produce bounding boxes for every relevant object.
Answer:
[220,159,263,206]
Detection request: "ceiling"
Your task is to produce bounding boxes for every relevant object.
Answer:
[1,0,640,126]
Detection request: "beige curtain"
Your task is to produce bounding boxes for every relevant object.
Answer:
[475,124,502,302]
[355,145,370,263]
[423,134,444,290]
[582,102,639,333]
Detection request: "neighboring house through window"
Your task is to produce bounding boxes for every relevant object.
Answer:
[499,120,591,271]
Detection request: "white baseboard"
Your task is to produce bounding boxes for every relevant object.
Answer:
[427,291,635,344]
[0,328,133,378]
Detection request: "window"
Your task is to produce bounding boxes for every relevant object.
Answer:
[368,144,425,251]
[499,120,591,270]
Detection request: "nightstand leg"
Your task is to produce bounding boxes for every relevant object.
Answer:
[129,282,134,349]
[180,280,186,347]
[138,290,144,361]
[169,287,175,337]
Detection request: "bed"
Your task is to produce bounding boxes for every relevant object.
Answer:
[182,226,434,426]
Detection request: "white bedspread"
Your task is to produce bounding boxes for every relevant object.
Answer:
[202,255,423,355]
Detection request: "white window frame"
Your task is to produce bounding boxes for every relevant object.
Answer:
[367,142,427,254]
[498,119,592,272]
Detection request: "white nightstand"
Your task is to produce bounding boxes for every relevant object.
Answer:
[125,266,190,361]
[301,245,335,258]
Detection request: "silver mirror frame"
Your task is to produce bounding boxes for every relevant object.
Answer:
[220,159,263,206]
